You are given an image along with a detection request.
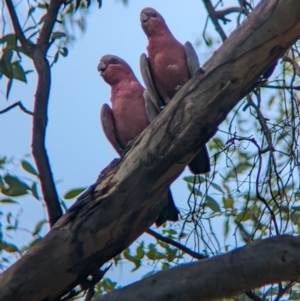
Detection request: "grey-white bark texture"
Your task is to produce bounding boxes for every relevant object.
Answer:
[0,0,300,300]
[98,235,300,301]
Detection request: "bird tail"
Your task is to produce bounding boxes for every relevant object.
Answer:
[155,189,179,227]
[188,145,210,174]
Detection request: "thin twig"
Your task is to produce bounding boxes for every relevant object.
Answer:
[246,94,274,152]
[215,6,246,23]
[146,229,208,260]
[282,55,300,76]
[274,282,295,301]
[261,84,300,91]
[0,101,33,115]
[202,0,227,42]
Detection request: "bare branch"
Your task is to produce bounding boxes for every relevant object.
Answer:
[274,282,295,301]
[4,0,64,226]
[146,229,208,260]
[36,0,63,53]
[202,0,227,42]
[31,57,62,227]
[215,6,247,22]
[0,101,33,115]
[245,94,274,152]
[31,0,64,227]
[238,0,252,10]
[262,84,300,90]
[4,0,34,54]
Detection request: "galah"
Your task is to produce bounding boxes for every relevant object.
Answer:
[97,54,179,226]
[140,7,210,175]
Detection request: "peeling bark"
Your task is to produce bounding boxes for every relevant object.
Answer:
[0,0,299,300]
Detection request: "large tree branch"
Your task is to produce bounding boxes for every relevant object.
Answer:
[97,235,300,301]
[5,0,63,226]
[0,0,299,300]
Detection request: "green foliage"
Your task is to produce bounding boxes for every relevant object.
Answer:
[64,188,87,200]
[21,160,38,176]
[0,241,19,253]
[1,174,30,197]
[0,156,90,273]
[93,277,117,297]
[0,34,31,98]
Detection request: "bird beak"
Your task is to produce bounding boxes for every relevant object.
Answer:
[140,12,149,23]
[97,61,107,74]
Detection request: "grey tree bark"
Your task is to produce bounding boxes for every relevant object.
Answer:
[0,0,299,300]
[97,235,300,301]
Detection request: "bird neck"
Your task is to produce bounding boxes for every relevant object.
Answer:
[110,78,139,102]
[148,25,174,39]
[147,32,179,53]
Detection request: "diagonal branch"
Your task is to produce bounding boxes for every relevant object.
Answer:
[202,0,227,42]
[215,6,248,22]
[36,0,62,53]
[146,229,208,260]
[4,0,34,54]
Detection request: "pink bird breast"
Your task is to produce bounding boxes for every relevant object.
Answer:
[99,55,149,148]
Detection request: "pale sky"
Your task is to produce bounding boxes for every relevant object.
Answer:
[1,0,242,286]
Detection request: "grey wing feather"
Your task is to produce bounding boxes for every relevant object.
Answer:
[100,103,124,156]
[140,53,165,110]
[184,41,200,77]
[143,90,160,123]
[184,42,211,174]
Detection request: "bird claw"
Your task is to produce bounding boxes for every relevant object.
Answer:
[175,85,182,91]
[160,105,166,110]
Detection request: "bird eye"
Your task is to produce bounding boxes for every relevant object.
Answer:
[152,13,157,17]
[110,58,118,64]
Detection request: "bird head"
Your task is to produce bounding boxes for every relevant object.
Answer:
[98,55,133,85]
[140,7,169,37]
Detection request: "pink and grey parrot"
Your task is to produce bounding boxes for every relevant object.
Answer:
[140,7,210,175]
[98,54,179,226]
